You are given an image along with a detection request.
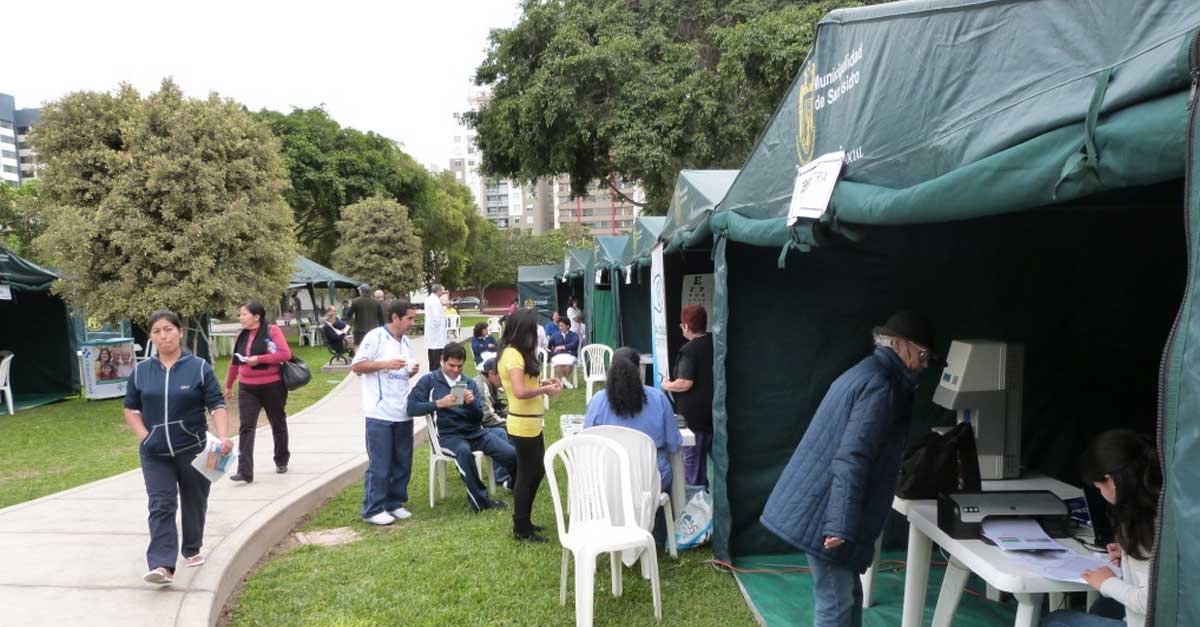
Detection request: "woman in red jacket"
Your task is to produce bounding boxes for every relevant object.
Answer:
[225,300,293,483]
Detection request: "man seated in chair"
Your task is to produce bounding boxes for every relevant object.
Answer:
[407,343,515,513]
[321,307,354,355]
[474,357,513,489]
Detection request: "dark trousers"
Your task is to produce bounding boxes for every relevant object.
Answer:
[440,429,517,511]
[362,418,414,518]
[510,432,546,533]
[428,348,443,371]
[484,426,513,485]
[353,330,368,346]
[140,446,209,571]
[237,380,289,480]
[685,430,714,488]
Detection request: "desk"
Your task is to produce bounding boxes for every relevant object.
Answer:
[887,475,1086,627]
[560,414,695,514]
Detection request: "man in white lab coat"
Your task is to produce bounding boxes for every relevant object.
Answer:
[423,284,447,368]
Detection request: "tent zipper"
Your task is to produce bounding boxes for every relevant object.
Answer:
[1148,29,1200,627]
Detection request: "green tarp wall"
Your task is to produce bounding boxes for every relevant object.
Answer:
[0,247,80,398]
[702,1,1200,624]
[559,248,593,321]
[586,236,631,348]
[517,264,560,325]
[616,217,666,354]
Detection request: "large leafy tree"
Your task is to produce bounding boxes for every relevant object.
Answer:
[415,171,477,289]
[256,107,435,265]
[0,181,42,254]
[469,0,865,211]
[31,79,297,326]
[332,196,423,297]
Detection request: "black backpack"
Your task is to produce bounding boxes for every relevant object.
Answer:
[895,422,982,499]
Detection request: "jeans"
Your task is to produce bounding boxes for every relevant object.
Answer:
[1043,610,1125,627]
[237,380,289,479]
[484,426,513,485]
[510,432,546,534]
[140,446,210,571]
[439,429,517,511]
[362,418,414,518]
[685,430,713,488]
[808,554,863,627]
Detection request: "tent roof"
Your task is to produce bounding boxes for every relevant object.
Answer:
[594,235,632,267]
[517,264,561,284]
[0,246,60,291]
[562,248,594,279]
[630,217,666,264]
[712,0,1200,248]
[661,170,739,251]
[289,256,362,290]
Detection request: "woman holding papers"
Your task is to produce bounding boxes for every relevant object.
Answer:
[123,310,231,585]
[1044,429,1160,627]
[225,301,294,483]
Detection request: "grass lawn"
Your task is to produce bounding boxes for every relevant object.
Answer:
[0,344,346,510]
[228,361,755,627]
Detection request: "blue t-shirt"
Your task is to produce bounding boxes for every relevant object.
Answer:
[584,386,683,489]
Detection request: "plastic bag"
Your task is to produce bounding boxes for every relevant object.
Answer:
[673,489,713,551]
[190,432,238,483]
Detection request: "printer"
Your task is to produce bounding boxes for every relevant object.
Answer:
[937,491,1070,540]
[933,340,1024,480]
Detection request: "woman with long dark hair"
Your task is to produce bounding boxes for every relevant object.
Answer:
[497,308,561,542]
[584,347,682,491]
[1045,429,1160,627]
[224,300,293,483]
[124,310,230,584]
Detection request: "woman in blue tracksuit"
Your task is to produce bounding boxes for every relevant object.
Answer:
[123,310,231,585]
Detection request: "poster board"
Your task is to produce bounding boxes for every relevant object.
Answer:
[650,243,669,385]
[81,338,135,400]
[682,273,714,330]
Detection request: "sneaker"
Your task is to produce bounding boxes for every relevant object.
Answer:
[502,479,513,491]
[143,567,174,585]
[364,511,396,526]
[184,554,206,568]
[276,465,288,474]
[489,499,508,510]
[513,529,549,543]
[229,473,252,483]
[387,507,412,520]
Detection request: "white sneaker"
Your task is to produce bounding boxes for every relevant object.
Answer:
[143,567,174,585]
[364,511,396,525]
[388,507,413,520]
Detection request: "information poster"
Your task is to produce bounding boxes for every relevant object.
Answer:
[650,243,670,385]
[682,273,715,330]
[81,338,135,400]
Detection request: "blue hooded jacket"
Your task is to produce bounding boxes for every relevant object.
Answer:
[124,352,226,457]
[759,346,917,572]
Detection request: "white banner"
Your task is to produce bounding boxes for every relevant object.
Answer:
[787,150,845,226]
[81,339,136,400]
[682,273,714,330]
[650,243,670,385]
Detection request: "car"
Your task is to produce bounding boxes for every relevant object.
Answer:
[451,296,482,310]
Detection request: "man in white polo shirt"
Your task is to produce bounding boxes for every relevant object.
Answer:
[352,300,421,525]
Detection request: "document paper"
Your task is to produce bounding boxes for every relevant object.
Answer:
[1010,549,1121,584]
[981,518,1061,552]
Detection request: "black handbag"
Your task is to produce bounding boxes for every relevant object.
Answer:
[895,422,982,499]
[279,356,312,391]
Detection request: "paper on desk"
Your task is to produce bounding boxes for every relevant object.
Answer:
[981,518,1062,552]
[1010,549,1120,584]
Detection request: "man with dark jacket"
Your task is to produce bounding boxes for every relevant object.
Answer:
[407,343,515,512]
[760,312,936,627]
[347,284,385,346]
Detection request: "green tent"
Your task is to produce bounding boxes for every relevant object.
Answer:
[557,248,593,317]
[700,2,1200,625]
[290,256,362,318]
[516,264,560,325]
[615,217,666,355]
[585,235,632,349]
[0,247,80,403]
[661,169,740,254]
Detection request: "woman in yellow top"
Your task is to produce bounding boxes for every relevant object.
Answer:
[498,308,562,542]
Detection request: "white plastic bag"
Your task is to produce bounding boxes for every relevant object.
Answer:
[673,489,713,551]
[190,432,238,483]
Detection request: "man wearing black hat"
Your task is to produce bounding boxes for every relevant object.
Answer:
[759,311,937,627]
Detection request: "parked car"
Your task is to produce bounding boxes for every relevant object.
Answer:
[451,296,482,310]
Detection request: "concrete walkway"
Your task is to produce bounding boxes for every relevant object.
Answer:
[0,335,432,626]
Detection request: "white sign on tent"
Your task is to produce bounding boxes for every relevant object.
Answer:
[787,150,845,226]
[650,244,669,385]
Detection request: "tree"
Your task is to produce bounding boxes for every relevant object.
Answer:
[256,107,437,266]
[332,196,423,298]
[468,0,867,211]
[413,171,476,289]
[0,181,43,254]
[31,79,297,328]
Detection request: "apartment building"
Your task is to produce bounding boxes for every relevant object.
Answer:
[0,93,40,186]
[553,175,642,235]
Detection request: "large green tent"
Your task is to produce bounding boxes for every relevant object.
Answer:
[516,264,560,325]
[661,169,740,255]
[0,247,80,403]
[700,2,1200,625]
[585,235,632,348]
[615,217,666,355]
[290,256,362,303]
[557,248,593,317]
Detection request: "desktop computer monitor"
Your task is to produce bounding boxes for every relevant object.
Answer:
[1084,484,1115,547]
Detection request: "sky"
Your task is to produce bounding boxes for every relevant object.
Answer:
[4,0,522,170]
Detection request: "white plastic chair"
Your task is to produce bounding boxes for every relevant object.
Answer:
[0,354,13,415]
[544,434,662,627]
[580,344,614,403]
[425,413,495,508]
[536,347,551,410]
[446,314,462,341]
[488,316,502,336]
[585,425,677,559]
